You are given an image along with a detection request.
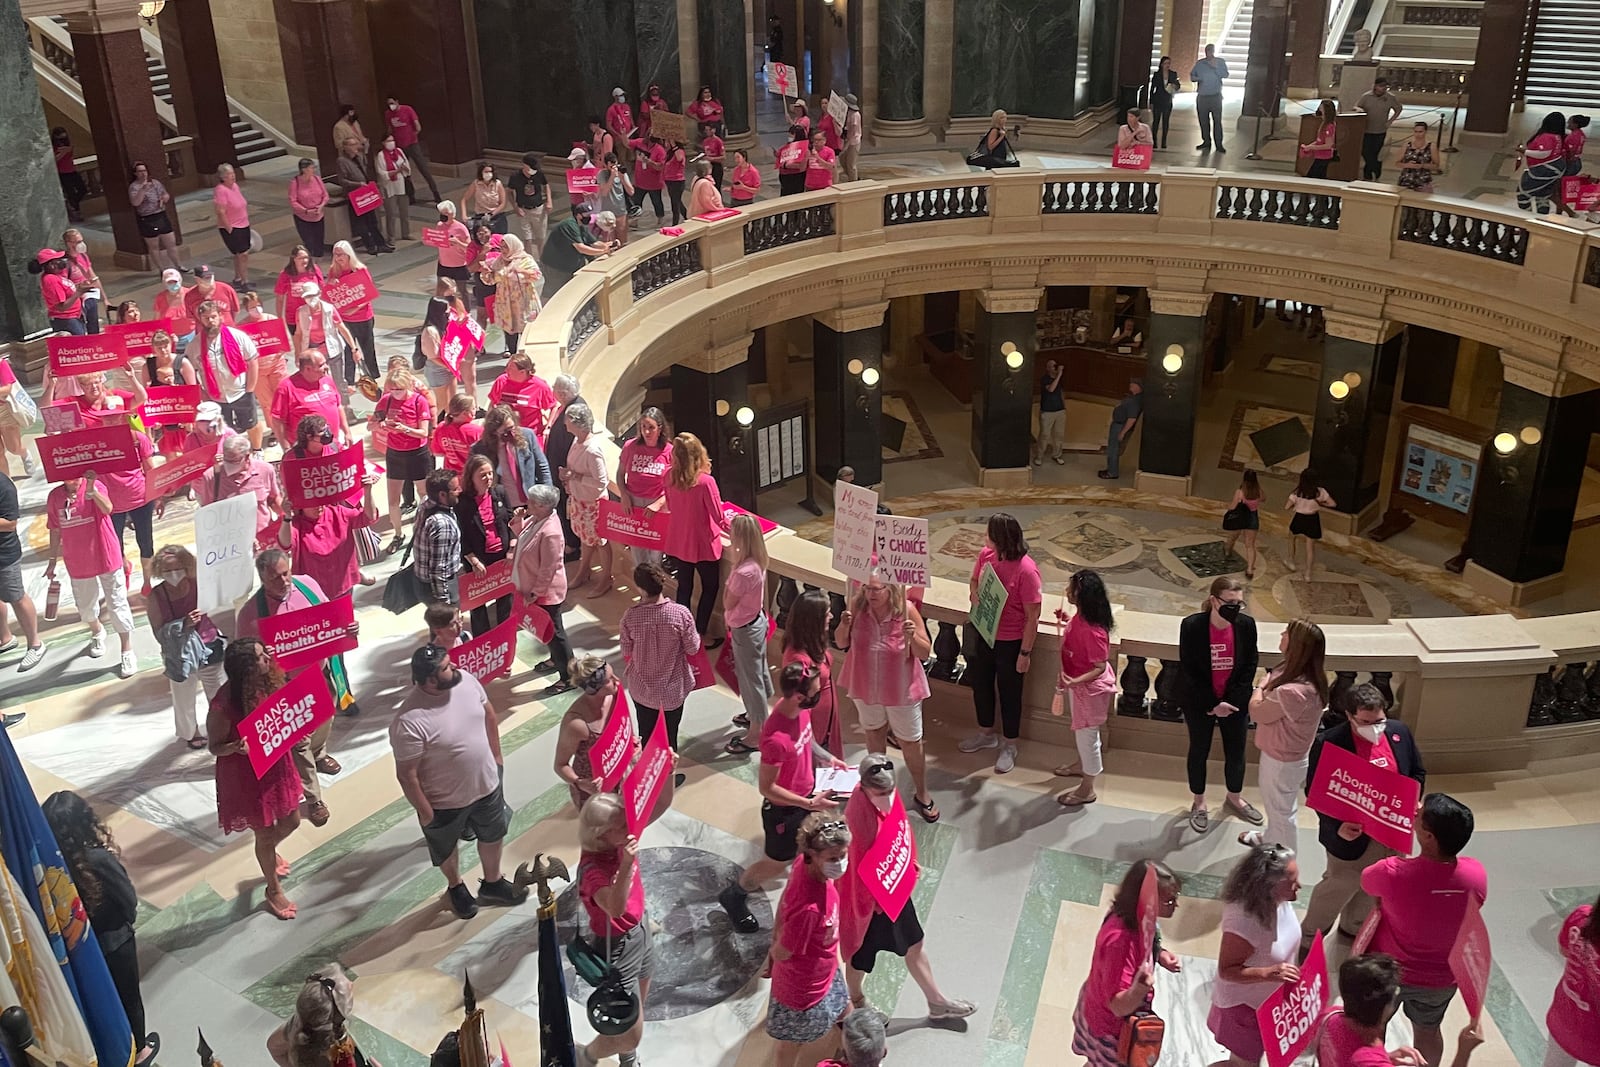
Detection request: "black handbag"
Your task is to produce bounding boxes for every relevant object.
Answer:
[1221,503,1251,531]
[382,542,425,614]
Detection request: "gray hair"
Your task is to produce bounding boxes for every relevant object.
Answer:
[577,793,624,852]
[216,163,235,180]
[596,210,617,230]
[527,483,561,510]
[222,434,253,460]
[796,811,851,856]
[284,964,355,1067]
[553,373,580,400]
[255,547,291,577]
[438,199,457,217]
[841,1010,888,1067]
[858,753,896,795]
[564,402,594,432]
[1222,843,1296,928]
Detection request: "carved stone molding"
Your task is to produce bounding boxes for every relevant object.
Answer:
[813,302,890,333]
[678,333,756,375]
[1322,311,1403,345]
[1147,290,1213,317]
[977,288,1043,314]
[1501,352,1600,397]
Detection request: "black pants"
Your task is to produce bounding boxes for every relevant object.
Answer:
[667,180,687,224]
[779,171,806,196]
[113,502,156,561]
[1183,703,1249,795]
[347,317,378,379]
[348,202,387,252]
[470,594,513,638]
[556,484,580,552]
[103,934,147,1046]
[293,215,327,258]
[544,599,572,681]
[404,142,443,201]
[1307,157,1331,180]
[635,186,665,218]
[711,162,724,189]
[1361,132,1386,181]
[1151,100,1172,147]
[968,634,1025,739]
[60,171,87,213]
[669,556,721,636]
[635,703,684,750]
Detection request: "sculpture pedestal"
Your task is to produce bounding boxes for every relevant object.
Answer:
[1338,61,1379,114]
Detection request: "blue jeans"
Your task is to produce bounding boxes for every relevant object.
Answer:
[1105,424,1123,477]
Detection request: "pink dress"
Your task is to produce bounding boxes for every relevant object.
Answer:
[214,688,302,833]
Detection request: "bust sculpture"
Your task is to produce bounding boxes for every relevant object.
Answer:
[1352,27,1375,63]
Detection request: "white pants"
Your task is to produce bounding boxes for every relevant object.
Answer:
[1038,409,1066,457]
[71,572,133,635]
[1074,724,1103,776]
[171,662,225,740]
[1257,752,1308,851]
[1543,1039,1597,1067]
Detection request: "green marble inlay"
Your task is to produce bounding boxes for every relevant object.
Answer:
[862,817,960,1011]
[677,730,761,788]
[349,1016,430,1067]
[138,883,239,955]
[1544,885,1598,917]
[1486,960,1546,1067]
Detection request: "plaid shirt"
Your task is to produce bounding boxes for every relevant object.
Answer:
[413,503,462,600]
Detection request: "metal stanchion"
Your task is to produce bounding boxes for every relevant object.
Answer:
[1443,92,1463,153]
[1246,107,1270,160]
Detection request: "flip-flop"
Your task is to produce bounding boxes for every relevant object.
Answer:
[265,896,297,920]
[532,659,558,674]
[913,795,941,823]
[135,1033,162,1066]
[724,737,758,755]
[731,713,750,728]
[1052,764,1084,778]
[1057,792,1098,807]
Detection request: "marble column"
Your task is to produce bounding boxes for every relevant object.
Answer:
[285,0,381,174]
[0,0,66,349]
[1118,0,1158,108]
[157,0,237,177]
[970,289,1039,480]
[680,0,702,111]
[1241,0,1290,123]
[1167,0,1203,76]
[871,0,927,138]
[367,0,485,167]
[1134,292,1209,496]
[698,0,753,136]
[813,304,887,486]
[671,336,757,508]
[69,10,178,265]
[1465,357,1599,602]
[1287,0,1328,97]
[1463,0,1528,138]
[1309,313,1403,532]
[922,0,952,135]
[639,0,684,107]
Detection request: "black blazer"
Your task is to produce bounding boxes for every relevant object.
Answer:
[1150,69,1181,104]
[454,485,514,565]
[1177,609,1258,716]
[1305,719,1427,862]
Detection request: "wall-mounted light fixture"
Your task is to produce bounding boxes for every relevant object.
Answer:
[735,406,755,427]
[139,0,166,24]
[715,399,731,417]
[861,367,880,387]
[1492,432,1517,455]
[1519,426,1542,446]
[1328,380,1350,400]
[1001,341,1025,370]
[1161,344,1184,375]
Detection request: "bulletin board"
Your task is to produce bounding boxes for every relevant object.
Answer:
[1390,411,1487,531]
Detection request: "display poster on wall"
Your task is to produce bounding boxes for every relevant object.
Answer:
[1398,424,1480,515]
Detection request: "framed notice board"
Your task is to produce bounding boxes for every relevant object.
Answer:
[1390,411,1487,531]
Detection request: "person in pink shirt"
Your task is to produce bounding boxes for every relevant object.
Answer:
[72,370,148,427]
[195,433,281,550]
[383,95,443,203]
[615,407,670,566]
[687,159,724,217]
[273,246,324,330]
[433,200,474,288]
[512,484,573,695]
[45,473,137,678]
[212,163,252,288]
[184,265,241,325]
[818,109,842,152]
[375,365,434,551]
[662,432,731,638]
[729,148,762,204]
[34,248,85,334]
[606,88,635,166]
[788,98,812,134]
[432,395,482,474]
[1317,954,1426,1067]
[1240,619,1327,850]
[1049,568,1118,808]
[60,228,102,333]
[271,347,349,449]
[1178,575,1262,834]
[1072,859,1183,1065]
[287,158,329,257]
[487,353,557,441]
[638,84,669,137]
[804,129,838,191]
[153,268,195,346]
[274,455,378,602]
[1360,793,1488,1067]
[765,810,853,1066]
[101,420,158,596]
[688,86,725,133]
[1547,895,1600,1067]
[699,123,726,187]
[663,140,689,224]
[629,134,668,223]
[784,589,843,758]
[776,126,810,196]
[722,514,776,753]
[959,512,1043,774]
[327,241,379,381]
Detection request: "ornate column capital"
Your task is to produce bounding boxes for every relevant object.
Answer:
[976,289,1042,314]
[1147,290,1211,317]
[679,333,756,374]
[813,302,889,333]
[1322,311,1402,345]
[63,2,146,34]
[1501,352,1599,397]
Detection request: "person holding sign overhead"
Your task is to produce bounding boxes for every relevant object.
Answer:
[1209,844,1303,1065]
[208,638,304,920]
[959,513,1043,775]
[1071,859,1183,1065]
[1177,576,1262,834]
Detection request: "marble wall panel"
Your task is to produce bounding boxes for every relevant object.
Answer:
[0,0,62,340]
[699,0,753,134]
[636,0,684,108]
[951,0,1121,119]
[878,0,926,120]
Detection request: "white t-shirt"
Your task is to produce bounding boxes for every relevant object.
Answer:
[389,670,499,810]
[184,326,259,403]
[1212,900,1301,1009]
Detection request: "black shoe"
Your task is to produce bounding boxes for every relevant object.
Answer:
[340,701,361,718]
[402,501,417,515]
[380,244,397,253]
[447,882,478,919]
[674,773,687,788]
[1215,145,1226,153]
[1196,143,1211,151]
[136,1032,161,1066]
[563,548,581,562]
[1,713,24,729]
[1097,471,1116,479]
[478,876,529,907]
[719,884,759,932]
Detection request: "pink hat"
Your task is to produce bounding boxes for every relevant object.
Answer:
[36,248,65,264]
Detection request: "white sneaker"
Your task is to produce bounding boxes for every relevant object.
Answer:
[22,455,37,478]
[88,631,106,658]
[929,997,977,1019]
[118,651,137,678]
[995,743,1017,774]
[958,731,999,753]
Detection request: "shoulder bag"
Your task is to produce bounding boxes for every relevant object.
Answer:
[382,540,425,614]
[1116,1009,1164,1067]
[1221,502,1251,531]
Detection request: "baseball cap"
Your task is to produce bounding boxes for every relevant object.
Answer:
[612,87,626,99]
[194,264,214,279]
[35,248,65,264]
[567,148,588,164]
[161,268,181,284]
[195,400,223,424]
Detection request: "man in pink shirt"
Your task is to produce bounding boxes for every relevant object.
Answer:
[271,348,348,449]
[1360,793,1488,1067]
[607,88,635,167]
[196,434,281,551]
[629,135,667,222]
[183,265,240,325]
[384,95,442,203]
[44,473,137,678]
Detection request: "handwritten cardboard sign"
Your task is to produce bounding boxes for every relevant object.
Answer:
[323,269,379,316]
[453,617,518,683]
[766,61,798,97]
[422,225,450,249]
[721,501,778,536]
[832,481,879,581]
[873,514,929,588]
[195,493,259,614]
[258,595,356,673]
[565,167,600,197]
[235,317,291,360]
[458,558,514,611]
[42,401,85,436]
[1449,896,1491,1021]
[1256,930,1329,1067]
[622,713,672,837]
[598,499,669,549]
[860,793,917,920]
[281,442,364,508]
[1112,144,1154,170]
[593,685,638,791]
[241,665,335,779]
[143,442,218,503]
[970,562,1008,647]
[651,111,689,144]
[48,333,129,377]
[349,182,382,215]
[141,384,200,426]
[39,424,140,482]
[827,91,847,130]
[1307,742,1421,854]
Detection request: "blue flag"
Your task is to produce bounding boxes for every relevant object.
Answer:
[0,727,135,1067]
[537,899,577,1067]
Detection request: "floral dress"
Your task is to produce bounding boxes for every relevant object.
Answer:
[1398,141,1435,192]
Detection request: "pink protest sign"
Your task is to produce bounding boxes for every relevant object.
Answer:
[236,317,291,360]
[349,182,382,215]
[721,500,778,536]
[593,686,638,791]
[860,794,917,920]
[39,424,141,482]
[1307,742,1421,854]
[688,646,714,691]
[1112,144,1154,171]
[453,617,519,683]
[1256,930,1329,1067]
[1136,863,1160,967]
[143,443,219,503]
[694,208,741,222]
[519,598,555,644]
[622,714,672,837]
[439,321,478,380]
[598,499,669,549]
[240,666,335,779]
[42,401,85,435]
[1351,906,1381,955]
[257,595,356,673]
[566,167,600,197]
[281,442,364,508]
[458,558,514,611]
[102,321,164,359]
[323,268,379,315]
[141,384,200,426]
[1449,896,1491,1021]
[422,225,450,248]
[48,333,129,377]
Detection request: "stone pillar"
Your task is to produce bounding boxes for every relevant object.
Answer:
[285,0,381,174]
[0,0,66,351]
[699,0,754,139]
[671,335,758,508]
[870,0,928,141]
[922,0,952,136]
[69,10,178,266]
[813,304,887,486]
[970,289,1039,485]
[1287,0,1328,97]
[1309,313,1404,534]
[1118,0,1158,109]
[1168,0,1204,75]
[1464,357,1600,605]
[1463,0,1529,139]
[366,0,484,169]
[1134,291,1210,497]
[680,0,702,110]
[1241,0,1290,124]
[158,0,238,177]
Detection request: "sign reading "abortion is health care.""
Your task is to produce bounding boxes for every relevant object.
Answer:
[622,714,673,837]
[860,794,917,919]
[1307,742,1421,853]
[593,686,638,791]
[257,595,356,673]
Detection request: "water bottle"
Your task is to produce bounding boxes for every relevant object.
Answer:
[44,579,60,621]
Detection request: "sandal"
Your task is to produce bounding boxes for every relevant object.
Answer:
[1053,764,1084,778]
[913,795,941,823]
[385,536,406,554]
[1057,791,1098,807]
[731,713,750,728]
[704,637,725,650]
[542,679,575,696]
[532,659,558,674]
[1238,829,1264,847]
[724,737,758,755]
[185,736,208,750]
[265,895,298,921]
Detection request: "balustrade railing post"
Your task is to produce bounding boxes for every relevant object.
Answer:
[1117,656,1151,717]
[929,622,963,682]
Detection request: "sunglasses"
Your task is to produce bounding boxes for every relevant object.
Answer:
[317,430,334,445]
[580,665,610,694]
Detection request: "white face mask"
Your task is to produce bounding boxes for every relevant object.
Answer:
[161,570,186,585]
[868,790,895,812]
[821,858,848,880]
[73,242,86,255]
[384,141,396,151]
[388,102,398,111]
[1356,720,1386,743]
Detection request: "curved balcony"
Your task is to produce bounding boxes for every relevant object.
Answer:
[522,167,1600,774]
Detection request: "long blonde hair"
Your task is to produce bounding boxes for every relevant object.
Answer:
[729,513,769,572]
[668,432,711,490]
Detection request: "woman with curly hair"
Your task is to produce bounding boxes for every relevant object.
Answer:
[767,813,854,1067]
[267,965,373,1067]
[42,791,161,1064]
[1209,844,1303,1065]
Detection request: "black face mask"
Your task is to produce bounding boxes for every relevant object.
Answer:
[799,688,823,709]
[439,214,450,224]
[1216,601,1244,622]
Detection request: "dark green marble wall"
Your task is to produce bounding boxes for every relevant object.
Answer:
[950,0,1115,119]
[698,0,752,135]
[0,0,64,341]
[878,0,926,121]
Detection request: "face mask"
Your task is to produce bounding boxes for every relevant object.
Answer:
[1216,601,1243,622]
[305,296,320,307]
[166,282,181,294]
[799,689,822,709]
[223,459,245,475]
[384,141,395,150]
[821,858,848,880]
[161,570,186,585]
[869,790,895,812]
[73,242,86,255]
[1356,721,1386,743]
[388,102,398,111]
[439,214,450,224]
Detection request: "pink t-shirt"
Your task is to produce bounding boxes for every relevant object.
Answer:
[41,273,81,318]
[1549,906,1600,1057]
[185,282,241,324]
[580,848,646,938]
[101,431,155,513]
[662,473,727,563]
[288,503,372,599]
[271,372,343,439]
[436,221,473,269]
[771,864,840,1010]
[213,181,249,229]
[275,268,324,325]
[489,374,556,439]
[1315,1009,1390,1067]
[730,162,762,202]
[378,390,431,450]
[387,104,420,148]
[663,148,687,183]
[432,420,483,472]
[804,146,836,190]
[476,493,502,554]
[972,547,1043,642]
[1078,916,1146,1039]
[1361,855,1489,988]
[760,708,816,800]
[1311,122,1336,161]
[1060,614,1113,688]
[46,481,123,578]
[632,143,667,191]
[74,390,136,427]
[724,558,766,628]
[1209,622,1235,699]
[619,438,670,503]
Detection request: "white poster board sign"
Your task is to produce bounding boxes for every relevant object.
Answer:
[831,482,879,581]
[194,494,259,614]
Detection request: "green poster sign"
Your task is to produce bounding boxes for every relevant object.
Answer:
[970,562,1008,646]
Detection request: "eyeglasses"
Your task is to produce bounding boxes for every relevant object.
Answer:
[317,431,334,445]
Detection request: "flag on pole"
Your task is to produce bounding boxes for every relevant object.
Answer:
[538,895,578,1067]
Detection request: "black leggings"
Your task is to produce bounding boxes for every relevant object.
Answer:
[968,634,1025,739]
[635,703,683,750]
[669,556,722,636]
[470,594,513,640]
[103,934,147,1046]
[667,180,687,224]
[635,187,665,218]
[1183,703,1250,795]
[1151,100,1172,146]
[544,599,572,682]
[113,502,156,561]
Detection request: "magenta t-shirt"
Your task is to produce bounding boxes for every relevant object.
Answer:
[1315,1009,1390,1067]
[771,864,840,1010]
[972,547,1043,642]
[489,373,556,439]
[46,481,123,578]
[378,390,431,450]
[101,431,155,513]
[432,421,483,473]
[1078,915,1146,1039]
[272,373,343,440]
[760,708,816,800]
[1209,622,1235,699]
[1360,855,1489,988]
[804,146,836,190]
[619,438,670,502]
[1549,905,1600,1057]
[580,848,645,938]
[387,104,420,148]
